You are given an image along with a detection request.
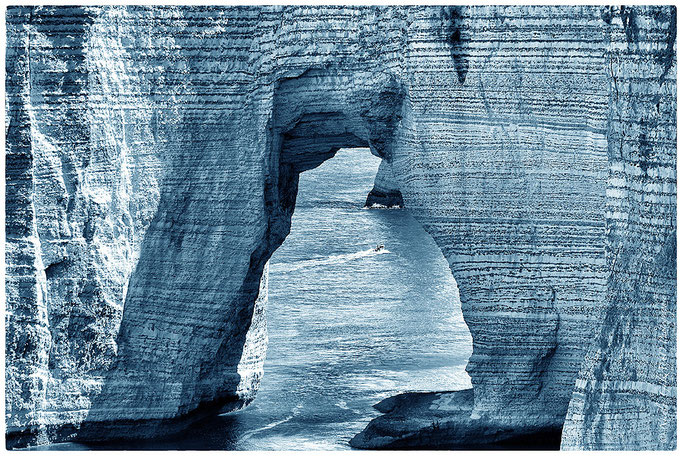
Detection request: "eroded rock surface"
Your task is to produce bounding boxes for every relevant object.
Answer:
[350,390,562,450]
[561,6,677,450]
[5,5,676,450]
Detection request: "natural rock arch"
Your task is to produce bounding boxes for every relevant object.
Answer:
[78,66,413,440]
[80,49,603,442]
[5,5,675,450]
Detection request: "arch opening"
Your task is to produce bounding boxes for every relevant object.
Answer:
[74,69,474,448]
[234,147,473,450]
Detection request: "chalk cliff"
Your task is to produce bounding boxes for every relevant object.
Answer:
[561,6,677,450]
[5,5,676,450]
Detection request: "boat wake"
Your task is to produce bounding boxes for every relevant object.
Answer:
[271,248,390,274]
[235,405,304,444]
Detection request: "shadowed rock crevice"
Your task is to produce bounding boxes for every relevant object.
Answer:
[442,6,470,84]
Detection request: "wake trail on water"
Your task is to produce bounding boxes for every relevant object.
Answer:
[235,405,304,443]
[270,248,390,274]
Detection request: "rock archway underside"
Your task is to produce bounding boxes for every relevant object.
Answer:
[5,5,676,450]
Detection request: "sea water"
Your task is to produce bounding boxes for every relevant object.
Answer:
[46,149,472,450]
[211,148,472,450]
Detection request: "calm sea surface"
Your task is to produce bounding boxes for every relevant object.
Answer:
[43,149,472,451]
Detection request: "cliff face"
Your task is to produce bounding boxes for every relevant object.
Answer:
[561,7,677,450]
[393,7,609,435]
[4,5,676,450]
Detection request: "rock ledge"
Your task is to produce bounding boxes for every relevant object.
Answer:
[350,390,562,450]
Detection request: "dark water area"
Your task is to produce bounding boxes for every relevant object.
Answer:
[40,149,472,450]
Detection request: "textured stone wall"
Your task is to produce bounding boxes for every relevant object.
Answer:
[390,6,610,433]
[562,6,677,450]
[4,5,676,449]
[6,6,52,442]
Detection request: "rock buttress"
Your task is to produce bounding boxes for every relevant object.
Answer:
[365,159,405,208]
[561,6,677,450]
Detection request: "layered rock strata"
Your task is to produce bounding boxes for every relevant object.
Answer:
[561,6,677,450]
[4,5,676,450]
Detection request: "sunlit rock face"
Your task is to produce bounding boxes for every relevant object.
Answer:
[561,6,677,450]
[4,5,675,450]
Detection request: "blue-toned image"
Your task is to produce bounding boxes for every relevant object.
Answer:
[4,5,676,451]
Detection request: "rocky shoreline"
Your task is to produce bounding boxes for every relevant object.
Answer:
[350,390,561,450]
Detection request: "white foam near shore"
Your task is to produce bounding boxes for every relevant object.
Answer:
[362,204,403,209]
[270,248,390,274]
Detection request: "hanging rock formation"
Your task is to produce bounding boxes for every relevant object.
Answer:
[365,159,405,208]
[4,5,676,450]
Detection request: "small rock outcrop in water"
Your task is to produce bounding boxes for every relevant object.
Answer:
[364,159,404,208]
[350,390,561,450]
[364,189,404,209]
[4,5,676,450]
